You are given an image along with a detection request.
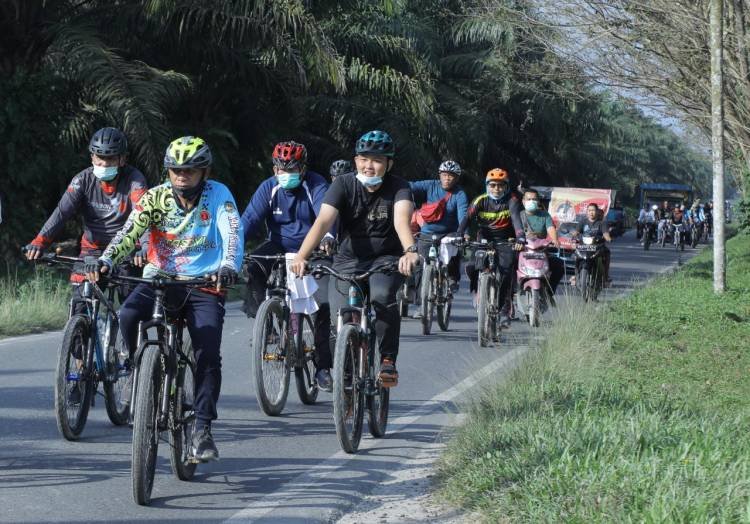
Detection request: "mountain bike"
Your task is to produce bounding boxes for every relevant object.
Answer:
[417,234,458,334]
[673,222,686,251]
[467,240,516,347]
[310,262,398,453]
[26,251,131,440]
[246,252,327,416]
[113,274,211,506]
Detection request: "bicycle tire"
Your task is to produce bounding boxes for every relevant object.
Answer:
[251,298,290,416]
[420,264,434,335]
[294,314,319,405]
[436,269,451,331]
[54,314,94,441]
[103,315,130,426]
[367,355,389,438]
[169,339,197,481]
[132,347,162,506]
[332,324,364,453]
[477,273,493,347]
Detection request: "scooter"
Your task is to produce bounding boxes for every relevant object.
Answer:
[515,238,553,328]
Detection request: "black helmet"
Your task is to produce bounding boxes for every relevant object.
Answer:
[329,159,353,179]
[89,127,128,157]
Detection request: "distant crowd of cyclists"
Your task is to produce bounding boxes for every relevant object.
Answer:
[636,199,715,249]
[23,126,671,468]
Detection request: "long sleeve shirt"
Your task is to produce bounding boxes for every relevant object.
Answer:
[101,180,243,277]
[241,171,330,251]
[457,193,524,242]
[409,180,469,235]
[30,166,147,255]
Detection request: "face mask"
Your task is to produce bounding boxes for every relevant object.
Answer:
[524,200,539,212]
[172,179,205,201]
[277,172,302,190]
[356,173,384,187]
[93,165,118,181]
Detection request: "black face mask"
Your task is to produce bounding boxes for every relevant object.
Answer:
[172,179,205,202]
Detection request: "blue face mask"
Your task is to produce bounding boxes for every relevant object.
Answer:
[524,200,539,212]
[93,165,118,181]
[356,173,384,187]
[277,172,301,190]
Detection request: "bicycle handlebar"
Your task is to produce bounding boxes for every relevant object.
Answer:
[106,274,214,289]
[308,262,400,283]
[244,250,330,263]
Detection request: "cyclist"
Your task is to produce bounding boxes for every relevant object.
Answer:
[25,127,147,310]
[457,168,525,328]
[329,159,354,182]
[240,140,335,391]
[656,200,672,242]
[573,203,612,284]
[87,136,243,462]
[289,130,419,388]
[687,201,705,242]
[409,160,469,299]
[519,189,563,294]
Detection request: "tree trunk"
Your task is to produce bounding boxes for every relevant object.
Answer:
[711,0,726,294]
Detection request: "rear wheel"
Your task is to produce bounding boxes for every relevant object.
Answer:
[169,340,197,481]
[332,325,364,453]
[132,348,162,506]
[55,315,94,441]
[103,315,131,426]
[367,356,389,438]
[477,273,494,347]
[251,298,290,416]
[420,264,434,335]
[294,315,319,405]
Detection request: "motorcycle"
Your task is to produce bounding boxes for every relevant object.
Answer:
[642,221,657,250]
[573,233,606,302]
[515,238,553,328]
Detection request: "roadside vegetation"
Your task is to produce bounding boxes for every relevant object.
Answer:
[0,270,69,338]
[439,233,750,522]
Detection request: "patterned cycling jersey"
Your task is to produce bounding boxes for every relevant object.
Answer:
[101,180,243,277]
[30,166,147,255]
[457,193,524,242]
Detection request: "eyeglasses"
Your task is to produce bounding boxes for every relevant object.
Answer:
[486,182,504,189]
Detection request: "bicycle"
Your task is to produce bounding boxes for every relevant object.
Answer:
[113,274,212,506]
[417,234,458,334]
[467,240,516,347]
[309,262,398,454]
[26,251,131,440]
[246,252,327,416]
[672,222,686,251]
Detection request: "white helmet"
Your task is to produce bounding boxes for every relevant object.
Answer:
[651,204,658,211]
[438,160,461,176]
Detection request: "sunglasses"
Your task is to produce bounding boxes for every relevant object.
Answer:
[486,182,505,188]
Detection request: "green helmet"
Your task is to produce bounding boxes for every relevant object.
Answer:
[164,136,212,169]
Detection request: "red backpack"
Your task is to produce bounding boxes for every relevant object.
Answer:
[410,192,452,232]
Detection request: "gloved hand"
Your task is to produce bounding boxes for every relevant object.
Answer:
[84,256,108,282]
[216,265,238,290]
[24,244,44,260]
[320,236,337,256]
[514,237,526,251]
[133,246,148,267]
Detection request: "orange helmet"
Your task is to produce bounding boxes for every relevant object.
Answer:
[486,168,509,183]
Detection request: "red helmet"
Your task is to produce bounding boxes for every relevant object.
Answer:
[272,141,307,170]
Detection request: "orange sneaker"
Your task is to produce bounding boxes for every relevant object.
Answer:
[379,358,399,388]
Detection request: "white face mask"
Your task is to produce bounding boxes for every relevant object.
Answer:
[93,165,118,181]
[356,173,384,187]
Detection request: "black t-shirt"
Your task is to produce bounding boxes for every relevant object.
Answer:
[323,173,412,270]
[576,218,607,237]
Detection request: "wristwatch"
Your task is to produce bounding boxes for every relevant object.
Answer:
[404,245,418,254]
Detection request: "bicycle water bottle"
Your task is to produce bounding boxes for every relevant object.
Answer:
[348,285,363,307]
[429,245,437,260]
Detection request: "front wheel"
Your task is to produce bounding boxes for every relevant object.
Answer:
[55,315,94,441]
[294,314,319,405]
[367,356,389,438]
[132,348,162,506]
[477,273,495,347]
[169,340,197,481]
[251,298,290,416]
[528,288,541,328]
[578,266,591,302]
[420,264,435,335]
[332,325,364,453]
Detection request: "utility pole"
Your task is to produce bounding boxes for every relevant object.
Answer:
[711,0,726,293]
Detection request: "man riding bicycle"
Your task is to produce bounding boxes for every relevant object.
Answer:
[240,140,335,391]
[409,160,469,300]
[519,189,564,294]
[87,136,243,462]
[289,130,419,388]
[25,127,147,310]
[457,168,525,329]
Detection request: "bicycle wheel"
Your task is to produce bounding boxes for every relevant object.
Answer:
[419,264,434,335]
[477,273,493,347]
[251,298,290,416]
[103,316,131,426]
[132,348,162,506]
[169,340,197,481]
[436,271,452,332]
[54,315,94,441]
[332,324,364,453]
[368,355,389,438]
[294,314,319,405]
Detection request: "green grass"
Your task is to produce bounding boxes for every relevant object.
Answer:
[0,271,70,338]
[439,234,750,522]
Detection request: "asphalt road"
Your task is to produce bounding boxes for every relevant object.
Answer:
[0,230,698,523]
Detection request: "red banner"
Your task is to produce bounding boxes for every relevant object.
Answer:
[548,188,612,249]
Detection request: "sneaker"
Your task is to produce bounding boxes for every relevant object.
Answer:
[499,314,511,329]
[412,311,422,319]
[315,369,333,392]
[68,383,81,405]
[449,279,459,293]
[191,425,219,462]
[378,358,399,388]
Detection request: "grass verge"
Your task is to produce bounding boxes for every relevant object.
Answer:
[0,271,70,338]
[438,234,750,522]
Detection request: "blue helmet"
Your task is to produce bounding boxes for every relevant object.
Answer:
[355,130,395,157]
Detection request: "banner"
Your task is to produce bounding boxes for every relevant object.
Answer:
[548,188,612,249]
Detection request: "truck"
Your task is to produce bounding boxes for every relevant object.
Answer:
[638,183,694,210]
